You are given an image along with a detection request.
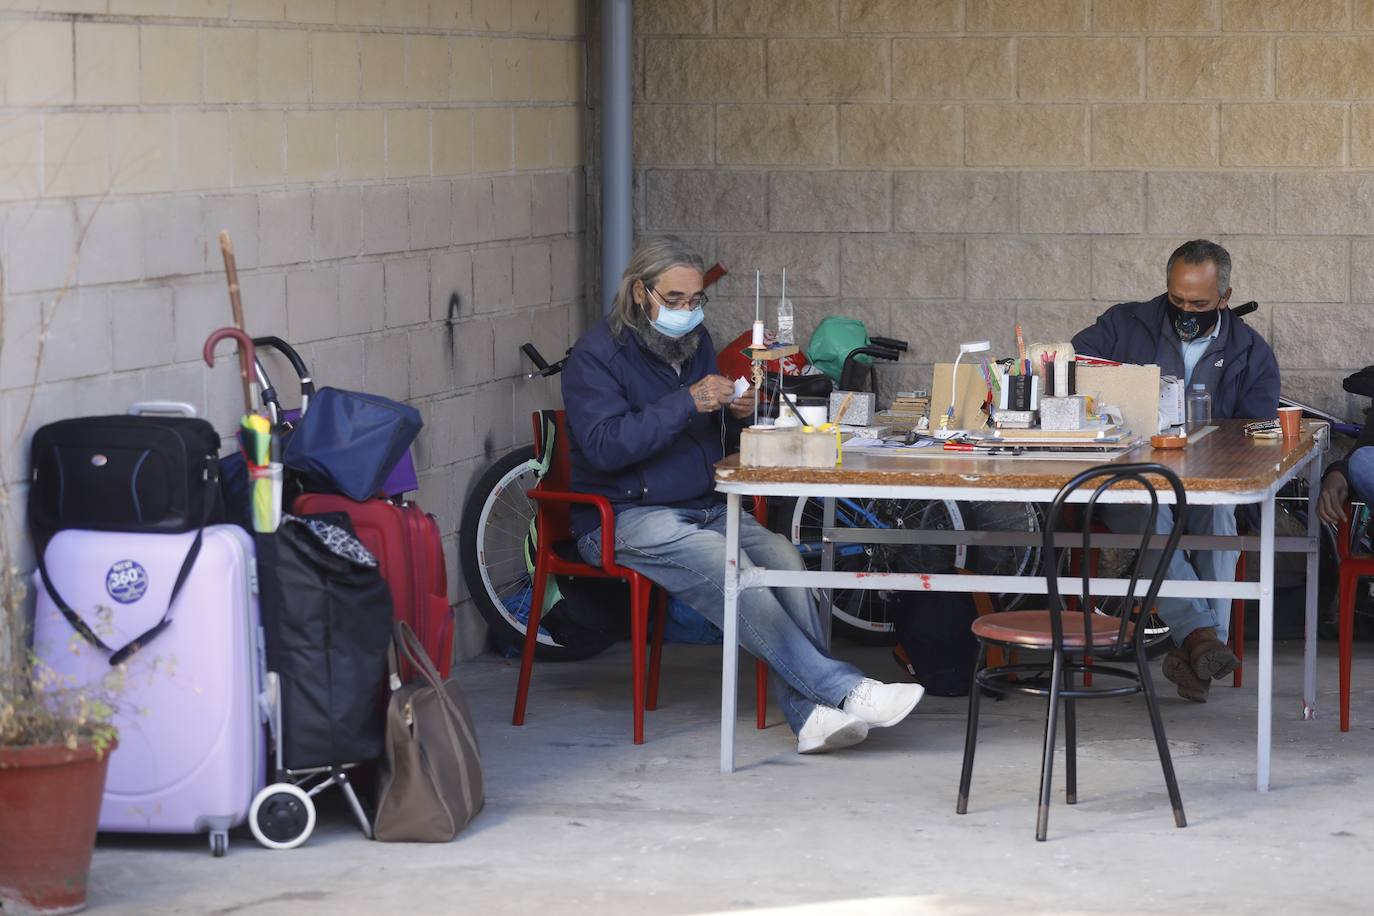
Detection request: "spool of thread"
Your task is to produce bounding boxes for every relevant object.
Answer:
[750,320,765,348]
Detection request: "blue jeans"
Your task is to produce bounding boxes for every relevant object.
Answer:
[1098,504,1238,645]
[578,503,865,734]
[1349,446,1374,505]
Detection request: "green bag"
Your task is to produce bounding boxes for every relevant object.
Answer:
[805,317,871,382]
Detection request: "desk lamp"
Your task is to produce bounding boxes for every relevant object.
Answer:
[942,339,991,431]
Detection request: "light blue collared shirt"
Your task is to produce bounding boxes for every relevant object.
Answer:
[1181,311,1223,388]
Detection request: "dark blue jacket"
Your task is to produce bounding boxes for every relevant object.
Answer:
[562,318,731,539]
[1071,293,1280,421]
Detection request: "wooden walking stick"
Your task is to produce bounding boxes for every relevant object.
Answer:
[218,230,254,412]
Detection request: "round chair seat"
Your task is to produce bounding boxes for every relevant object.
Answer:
[972,610,1134,649]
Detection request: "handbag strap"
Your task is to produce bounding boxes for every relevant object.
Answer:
[33,460,218,667]
[392,620,480,812]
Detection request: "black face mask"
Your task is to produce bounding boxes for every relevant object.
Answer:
[1166,302,1221,342]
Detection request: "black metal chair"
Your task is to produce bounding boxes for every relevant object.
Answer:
[956,462,1189,841]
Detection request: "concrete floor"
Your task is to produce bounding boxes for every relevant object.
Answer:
[86,638,1374,915]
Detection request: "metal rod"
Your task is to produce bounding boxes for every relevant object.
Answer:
[1303,455,1322,719]
[742,567,1264,600]
[599,0,632,315]
[1258,490,1275,792]
[816,526,1316,553]
[720,492,741,774]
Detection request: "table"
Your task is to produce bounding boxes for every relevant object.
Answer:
[715,421,1328,790]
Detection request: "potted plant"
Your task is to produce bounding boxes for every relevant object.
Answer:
[0,520,123,916]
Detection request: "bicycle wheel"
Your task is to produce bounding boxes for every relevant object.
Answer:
[779,496,1044,644]
[458,447,611,662]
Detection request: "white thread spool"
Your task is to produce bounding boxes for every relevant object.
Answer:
[750,320,765,348]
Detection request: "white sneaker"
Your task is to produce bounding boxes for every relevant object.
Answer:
[796,706,869,754]
[842,678,925,728]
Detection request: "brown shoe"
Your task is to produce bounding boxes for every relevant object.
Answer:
[1182,626,1240,681]
[1162,646,1210,702]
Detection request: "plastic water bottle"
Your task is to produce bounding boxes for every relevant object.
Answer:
[776,297,794,345]
[1186,383,1212,427]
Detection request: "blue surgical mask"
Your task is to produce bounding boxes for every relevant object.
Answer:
[650,304,704,338]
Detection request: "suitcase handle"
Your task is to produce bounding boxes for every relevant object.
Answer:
[128,401,199,418]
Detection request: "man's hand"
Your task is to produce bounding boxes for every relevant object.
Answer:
[728,386,758,420]
[1318,471,1351,526]
[689,374,736,413]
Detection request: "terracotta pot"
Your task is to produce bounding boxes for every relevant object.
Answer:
[0,741,114,915]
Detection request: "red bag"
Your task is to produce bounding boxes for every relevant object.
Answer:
[715,329,810,382]
[292,494,454,679]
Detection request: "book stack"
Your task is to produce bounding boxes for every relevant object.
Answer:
[879,391,930,427]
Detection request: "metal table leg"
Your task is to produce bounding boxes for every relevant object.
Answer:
[1257,492,1276,792]
[720,492,742,774]
[1303,457,1322,719]
[822,496,836,650]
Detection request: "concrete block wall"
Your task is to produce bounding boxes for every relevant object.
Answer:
[626,0,1374,422]
[0,1,588,657]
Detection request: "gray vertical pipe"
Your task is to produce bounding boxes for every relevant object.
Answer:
[600,0,633,315]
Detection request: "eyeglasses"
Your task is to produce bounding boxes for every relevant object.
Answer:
[648,286,708,311]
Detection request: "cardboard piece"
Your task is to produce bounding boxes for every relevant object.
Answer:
[1075,363,1162,436]
[740,427,838,468]
[931,363,992,430]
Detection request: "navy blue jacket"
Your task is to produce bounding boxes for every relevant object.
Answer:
[1071,293,1281,421]
[561,318,731,539]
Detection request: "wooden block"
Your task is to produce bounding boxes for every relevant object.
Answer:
[740,427,838,468]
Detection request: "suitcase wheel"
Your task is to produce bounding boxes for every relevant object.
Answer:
[249,783,317,851]
[210,831,227,858]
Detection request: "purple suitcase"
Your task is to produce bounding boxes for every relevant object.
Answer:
[32,525,266,857]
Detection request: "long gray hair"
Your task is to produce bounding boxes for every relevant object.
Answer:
[608,236,707,337]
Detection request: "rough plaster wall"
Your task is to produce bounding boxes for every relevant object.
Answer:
[624,0,1374,423]
[0,0,588,658]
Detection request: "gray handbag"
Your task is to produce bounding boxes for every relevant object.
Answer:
[374,621,484,842]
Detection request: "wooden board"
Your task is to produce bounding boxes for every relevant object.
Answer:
[930,363,990,430]
[1075,364,1161,436]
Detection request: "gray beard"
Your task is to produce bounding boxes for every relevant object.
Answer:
[633,311,702,365]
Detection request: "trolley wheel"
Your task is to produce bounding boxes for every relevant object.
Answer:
[249,783,316,850]
[210,831,227,858]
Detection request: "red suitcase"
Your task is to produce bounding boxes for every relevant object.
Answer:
[292,494,454,679]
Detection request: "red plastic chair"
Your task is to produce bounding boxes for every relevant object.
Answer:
[512,411,768,744]
[1337,504,1374,732]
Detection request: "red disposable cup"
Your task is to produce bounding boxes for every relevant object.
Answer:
[1278,406,1302,439]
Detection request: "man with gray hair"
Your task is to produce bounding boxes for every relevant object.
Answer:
[1073,239,1280,702]
[561,236,924,753]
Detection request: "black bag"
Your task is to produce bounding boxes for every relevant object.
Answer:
[892,591,980,697]
[27,413,225,664]
[1343,365,1374,399]
[257,513,394,769]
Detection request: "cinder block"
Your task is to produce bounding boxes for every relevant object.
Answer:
[1149,172,1274,235]
[230,110,285,186]
[455,318,498,392]
[42,288,112,383]
[965,104,1087,167]
[645,170,767,232]
[240,271,289,340]
[550,238,583,303]
[967,238,1090,301]
[384,256,431,328]
[408,34,450,102]
[843,0,961,32]
[408,180,453,251]
[634,0,713,35]
[307,336,365,390]
[338,110,386,181]
[259,189,313,267]
[491,175,533,239]
[634,104,714,166]
[339,261,385,335]
[286,266,340,343]
[1220,103,1344,167]
[42,113,109,197]
[1019,37,1143,100]
[205,26,258,104]
[513,107,553,170]
[839,103,959,167]
[718,0,836,32]
[1269,303,1370,370]
[408,326,455,397]
[472,108,514,171]
[645,38,765,101]
[1149,37,1270,98]
[470,377,513,447]
[3,202,78,295]
[111,287,175,373]
[287,0,333,23]
[767,38,887,100]
[967,0,1086,32]
[530,302,572,368]
[1092,0,1219,31]
[312,186,362,260]
[361,32,407,102]
[311,31,361,102]
[513,242,552,308]
[1361,0,1374,30]
[892,38,1013,99]
[176,112,232,190]
[717,104,836,166]
[451,36,494,101]
[1278,37,1374,99]
[142,196,205,279]
[111,112,176,195]
[1092,103,1217,167]
[1224,238,1346,303]
[894,171,1016,233]
[0,119,40,202]
[76,23,140,105]
[431,250,473,321]
[473,247,515,314]
[1351,239,1374,302]
[452,177,494,244]
[432,109,474,176]
[235,0,286,20]
[286,111,338,182]
[489,36,536,102]
[142,25,202,104]
[840,237,963,299]
[492,310,535,380]
[1090,237,1179,301]
[4,20,73,105]
[716,235,840,298]
[362,184,410,255]
[387,109,431,178]
[0,294,41,390]
[769,170,888,232]
[1020,171,1144,234]
[549,107,582,168]
[363,331,411,402]
[1220,0,1348,31]
[531,171,571,237]
[172,277,226,364]
[76,199,144,286]
[898,300,1018,364]
[1353,104,1374,166]
[204,194,260,270]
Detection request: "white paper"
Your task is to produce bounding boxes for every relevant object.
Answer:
[732,377,749,399]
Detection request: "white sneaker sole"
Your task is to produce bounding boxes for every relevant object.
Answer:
[797,718,869,755]
[865,684,926,729]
